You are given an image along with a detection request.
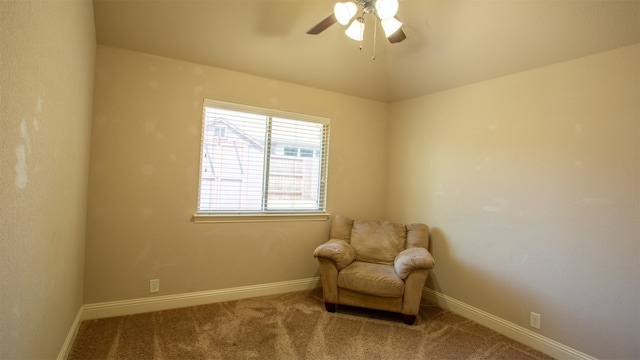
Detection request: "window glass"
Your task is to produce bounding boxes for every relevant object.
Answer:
[197,100,330,214]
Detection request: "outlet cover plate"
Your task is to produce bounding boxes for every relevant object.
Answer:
[150,279,160,293]
[530,312,541,329]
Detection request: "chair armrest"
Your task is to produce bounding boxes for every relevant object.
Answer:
[394,248,435,279]
[313,239,356,271]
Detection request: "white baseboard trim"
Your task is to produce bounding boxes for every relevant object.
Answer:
[62,280,592,360]
[422,288,596,360]
[57,308,83,360]
[80,277,321,321]
[58,277,319,359]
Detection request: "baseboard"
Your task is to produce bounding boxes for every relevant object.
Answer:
[80,277,321,321]
[57,277,319,359]
[62,280,592,360]
[57,308,83,360]
[422,288,596,360]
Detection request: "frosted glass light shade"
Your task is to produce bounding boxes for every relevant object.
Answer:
[345,19,365,41]
[334,2,357,25]
[375,0,399,20]
[381,17,402,37]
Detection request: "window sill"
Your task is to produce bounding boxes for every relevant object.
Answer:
[192,212,330,224]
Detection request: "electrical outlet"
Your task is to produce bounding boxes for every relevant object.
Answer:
[530,312,541,329]
[150,279,160,293]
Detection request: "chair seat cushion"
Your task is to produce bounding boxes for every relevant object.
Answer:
[338,261,404,298]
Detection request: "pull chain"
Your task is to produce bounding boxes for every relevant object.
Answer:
[359,14,365,51]
[371,17,377,60]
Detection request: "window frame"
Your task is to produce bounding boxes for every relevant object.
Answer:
[193,99,330,223]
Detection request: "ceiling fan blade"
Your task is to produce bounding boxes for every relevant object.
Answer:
[388,28,407,43]
[306,14,337,35]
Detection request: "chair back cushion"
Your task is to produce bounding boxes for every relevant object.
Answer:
[329,215,354,241]
[406,223,430,249]
[350,219,407,265]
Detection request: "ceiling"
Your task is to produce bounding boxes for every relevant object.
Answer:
[93,0,640,103]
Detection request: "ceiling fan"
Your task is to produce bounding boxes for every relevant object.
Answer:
[307,0,407,44]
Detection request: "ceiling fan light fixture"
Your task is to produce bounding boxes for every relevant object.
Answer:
[334,2,357,25]
[345,17,365,41]
[306,0,407,48]
[381,17,402,38]
[375,0,399,20]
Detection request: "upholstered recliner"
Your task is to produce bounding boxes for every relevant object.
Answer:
[313,215,435,325]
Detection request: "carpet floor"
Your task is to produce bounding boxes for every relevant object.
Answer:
[69,288,554,359]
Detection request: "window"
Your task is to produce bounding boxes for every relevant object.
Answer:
[300,148,315,158]
[284,146,299,157]
[213,125,227,138]
[196,99,330,218]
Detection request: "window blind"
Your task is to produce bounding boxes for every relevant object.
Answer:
[197,99,330,214]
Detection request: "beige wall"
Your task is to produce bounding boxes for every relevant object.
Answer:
[386,44,639,359]
[0,1,96,359]
[83,46,389,303]
[2,5,632,357]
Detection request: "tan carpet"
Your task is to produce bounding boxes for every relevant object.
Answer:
[69,288,554,359]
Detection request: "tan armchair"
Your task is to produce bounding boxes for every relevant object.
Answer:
[313,215,435,325]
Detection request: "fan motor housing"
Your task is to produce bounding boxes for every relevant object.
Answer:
[361,1,376,14]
